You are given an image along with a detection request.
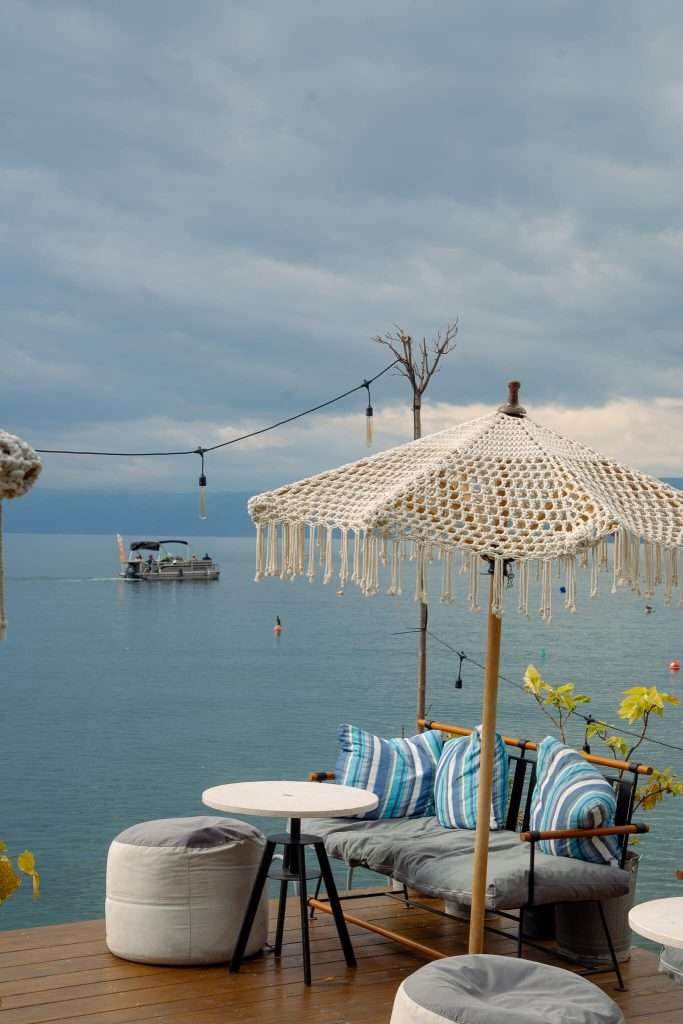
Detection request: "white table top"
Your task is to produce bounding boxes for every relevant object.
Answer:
[202,780,378,819]
[629,898,683,948]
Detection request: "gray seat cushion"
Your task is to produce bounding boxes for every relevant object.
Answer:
[305,815,630,910]
[115,816,264,850]
[392,955,624,1023]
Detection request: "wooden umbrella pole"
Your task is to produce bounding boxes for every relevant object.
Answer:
[417,601,427,730]
[468,569,503,954]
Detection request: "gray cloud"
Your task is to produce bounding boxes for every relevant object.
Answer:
[2,1,682,489]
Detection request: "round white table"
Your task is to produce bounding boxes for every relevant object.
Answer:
[629,898,683,949]
[202,780,378,986]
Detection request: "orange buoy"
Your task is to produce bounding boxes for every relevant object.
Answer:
[669,660,680,672]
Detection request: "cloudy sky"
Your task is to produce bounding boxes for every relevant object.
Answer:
[3,1,683,494]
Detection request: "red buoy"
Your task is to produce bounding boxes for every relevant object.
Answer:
[669,660,680,672]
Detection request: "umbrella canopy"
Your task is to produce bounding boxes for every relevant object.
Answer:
[248,382,683,955]
[249,385,683,618]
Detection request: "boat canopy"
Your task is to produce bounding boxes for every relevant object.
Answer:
[129,540,189,552]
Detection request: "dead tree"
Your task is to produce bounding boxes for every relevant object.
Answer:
[374,321,459,729]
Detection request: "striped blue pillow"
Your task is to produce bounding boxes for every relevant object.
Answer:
[335,725,443,819]
[530,737,619,864]
[434,727,509,830]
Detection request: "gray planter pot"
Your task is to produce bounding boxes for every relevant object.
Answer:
[554,851,639,965]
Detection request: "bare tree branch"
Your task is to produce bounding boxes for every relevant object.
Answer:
[374,320,458,401]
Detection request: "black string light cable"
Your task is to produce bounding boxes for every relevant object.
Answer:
[33,359,399,518]
[393,625,683,756]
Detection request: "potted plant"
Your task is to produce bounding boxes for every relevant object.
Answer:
[523,667,682,964]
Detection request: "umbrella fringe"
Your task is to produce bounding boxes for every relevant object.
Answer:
[254,522,266,582]
[306,524,317,582]
[252,521,683,620]
[491,557,505,616]
[440,546,455,605]
[467,550,481,612]
[517,559,530,617]
[387,539,402,596]
[339,528,349,588]
[323,526,334,584]
[414,541,429,604]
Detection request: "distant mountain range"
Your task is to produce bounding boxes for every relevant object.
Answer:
[5,480,683,536]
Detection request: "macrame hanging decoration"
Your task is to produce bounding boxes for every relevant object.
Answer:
[247,391,683,622]
[0,432,42,639]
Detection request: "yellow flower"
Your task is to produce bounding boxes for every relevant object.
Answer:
[17,851,40,898]
[0,857,22,904]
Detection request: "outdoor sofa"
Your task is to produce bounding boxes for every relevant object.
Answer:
[306,719,651,989]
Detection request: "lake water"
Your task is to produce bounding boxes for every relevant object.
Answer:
[2,533,682,932]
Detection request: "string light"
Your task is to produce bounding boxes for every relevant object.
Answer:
[363,380,374,448]
[196,448,207,520]
[32,359,399,519]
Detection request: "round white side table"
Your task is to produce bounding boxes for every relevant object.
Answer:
[202,780,378,986]
[629,897,683,949]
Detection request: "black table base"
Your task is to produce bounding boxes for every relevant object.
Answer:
[229,817,356,986]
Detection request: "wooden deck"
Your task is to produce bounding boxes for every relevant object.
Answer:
[0,894,681,1023]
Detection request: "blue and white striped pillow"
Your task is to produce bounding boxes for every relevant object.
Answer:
[336,725,443,819]
[434,727,509,830]
[530,737,619,864]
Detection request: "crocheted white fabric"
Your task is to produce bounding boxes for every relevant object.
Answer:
[248,410,683,621]
[0,432,42,639]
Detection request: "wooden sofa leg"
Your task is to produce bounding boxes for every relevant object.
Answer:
[597,901,626,992]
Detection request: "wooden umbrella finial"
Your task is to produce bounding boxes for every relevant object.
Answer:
[498,380,527,418]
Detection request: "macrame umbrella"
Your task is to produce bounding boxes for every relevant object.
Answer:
[0,432,42,639]
[248,382,683,954]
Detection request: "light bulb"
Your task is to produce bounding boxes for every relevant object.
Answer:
[198,475,207,519]
[365,406,374,448]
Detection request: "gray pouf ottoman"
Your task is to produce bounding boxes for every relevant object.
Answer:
[106,816,268,965]
[390,955,624,1024]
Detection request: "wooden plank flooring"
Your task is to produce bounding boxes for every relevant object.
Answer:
[0,895,680,1023]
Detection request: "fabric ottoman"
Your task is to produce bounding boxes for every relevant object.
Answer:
[106,816,268,965]
[390,955,624,1024]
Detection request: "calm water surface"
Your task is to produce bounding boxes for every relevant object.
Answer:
[1,534,682,931]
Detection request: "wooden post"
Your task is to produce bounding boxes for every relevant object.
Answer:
[468,570,503,954]
[417,602,427,730]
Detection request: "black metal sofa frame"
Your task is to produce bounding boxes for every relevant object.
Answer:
[307,719,652,991]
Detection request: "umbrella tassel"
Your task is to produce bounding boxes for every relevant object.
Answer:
[565,554,577,612]
[655,542,663,586]
[380,536,388,567]
[491,557,505,617]
[323,526,334,584]
[266,522,279,577]
[643,541,654,597]
[280,523,290,579]
[361,532,371,593]
[590,545,599,598]
[414,542,428,603]
[339,528,349,588]
[351,529,362,584]
[296,523,306,575]
[459,549,468,576]
[579,547,589,569]
[254,522,266,582]
[306,524,317,582]
[613,528,624,592]
[517,559,529,617]
[598,537,609,574]
[440,547,454,605]
[387,539,402,596]
[664,546,674,607]
[539,561,552,623]
[467,551,481,612]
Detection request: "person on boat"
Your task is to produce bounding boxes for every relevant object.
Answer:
[202,552,211,560]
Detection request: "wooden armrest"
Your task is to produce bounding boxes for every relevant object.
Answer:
[519,822,649,843]
[308,771,336,782]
